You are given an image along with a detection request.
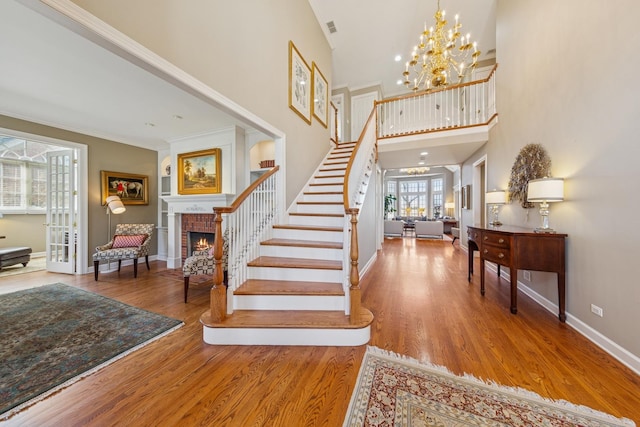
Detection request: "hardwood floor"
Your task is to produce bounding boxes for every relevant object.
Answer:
[2,238,639,426]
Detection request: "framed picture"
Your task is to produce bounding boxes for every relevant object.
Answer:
[312,62,328,128]
[288,40,312,124]
[177,148,221,195]
[101,170,149,205]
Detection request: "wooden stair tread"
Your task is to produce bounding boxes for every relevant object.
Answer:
[201,308,374,329]
[261,238,342,249]
[273,224,342,232]
[248,256,342,270]
[314,174,344,179]
[235,279,344,295]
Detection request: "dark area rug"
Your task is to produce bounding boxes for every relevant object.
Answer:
[0,283,183,419]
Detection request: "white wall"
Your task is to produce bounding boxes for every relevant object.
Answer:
[462,0,640,361]
[72,0,333,206]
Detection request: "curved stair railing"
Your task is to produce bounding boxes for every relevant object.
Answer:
[204,166,280,323]
[343,107,378,321]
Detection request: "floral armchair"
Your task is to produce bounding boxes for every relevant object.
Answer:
[93,223,154,280]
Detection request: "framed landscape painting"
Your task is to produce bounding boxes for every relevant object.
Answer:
[312,61,328,128]
[100,170,149,205]
[177,148,221,195]
[288,40,312,124]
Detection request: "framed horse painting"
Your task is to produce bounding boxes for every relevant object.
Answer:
[101,170,149,205]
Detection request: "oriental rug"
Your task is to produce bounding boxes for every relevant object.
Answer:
[343,346,635,427]
[0,283,183,419]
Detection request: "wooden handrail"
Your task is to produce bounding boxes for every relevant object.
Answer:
[213,166,280,214]
[375,64,499,106]
[343,106,377,210]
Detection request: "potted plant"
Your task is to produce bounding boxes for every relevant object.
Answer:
[384,194,397,219]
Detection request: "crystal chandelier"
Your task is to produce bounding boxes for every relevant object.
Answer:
[402,0,480,91]
[401,167,430,175]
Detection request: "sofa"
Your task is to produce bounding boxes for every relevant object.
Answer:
[384,220,404,237]
[414,220,444,239]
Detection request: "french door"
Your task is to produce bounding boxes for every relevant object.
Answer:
[45,149,76,273]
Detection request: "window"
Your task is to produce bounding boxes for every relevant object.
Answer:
[431,178,443,217]
[0,135,65,212]
[399,180,427,217]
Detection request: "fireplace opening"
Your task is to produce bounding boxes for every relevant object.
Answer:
[187,232,215,256]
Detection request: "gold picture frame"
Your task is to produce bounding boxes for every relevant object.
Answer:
[312,61,328,128]
[288,40,312,124]
[177,148,222,195]
[101,170,149,205]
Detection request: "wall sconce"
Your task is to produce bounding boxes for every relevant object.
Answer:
[485,190,506,226]
[527,177,564,233]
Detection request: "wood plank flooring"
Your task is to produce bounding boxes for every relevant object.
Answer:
[1,237,639,426]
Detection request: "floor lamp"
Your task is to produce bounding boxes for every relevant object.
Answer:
[105,195,126,270]
[105,195,126,240]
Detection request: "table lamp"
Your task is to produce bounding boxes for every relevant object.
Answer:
[527,177,564,233]
[445,202,455,217]
[485,190,506,226]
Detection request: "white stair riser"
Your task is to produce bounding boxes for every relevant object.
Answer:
[248,266,343,282]
[316,170,345,178]
[308,184,343,193]
[233,295,345,311]
[312,177,343,185]
[288,215,344,227]
[259,244,342,260]
[272,228,343,242]
[203,325,371,346]
[294,204,344,214]
[317,167,345,173]
[301,193,343,203]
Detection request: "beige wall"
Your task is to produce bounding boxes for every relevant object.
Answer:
[0,115,158,269]
[460,0,640,358]
[0,215,46,253]
[71,0,333,205]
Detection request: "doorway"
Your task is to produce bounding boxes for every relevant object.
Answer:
[0,129,87,275]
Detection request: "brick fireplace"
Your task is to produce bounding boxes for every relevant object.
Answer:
[181,213,216,260]
[162,193,235,268]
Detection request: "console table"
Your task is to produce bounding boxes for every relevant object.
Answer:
[467,225,568,322]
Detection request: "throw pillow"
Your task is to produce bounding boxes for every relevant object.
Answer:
[112,234,147,248]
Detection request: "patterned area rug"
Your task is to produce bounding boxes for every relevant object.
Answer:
[0,283,183,419]
[343,346,635,427]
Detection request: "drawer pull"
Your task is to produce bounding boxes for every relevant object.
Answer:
[483,236,488,241]
[483,249,488,254]
[499,238,505,244]
[498,253,505,259]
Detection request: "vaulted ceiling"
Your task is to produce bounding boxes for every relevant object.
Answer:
[0,0,496,168]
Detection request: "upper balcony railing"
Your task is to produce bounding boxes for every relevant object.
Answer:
[376,65,497,139]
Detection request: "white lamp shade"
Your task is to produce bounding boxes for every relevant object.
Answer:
[527,178,564,202]
[106,195,126,214]
[485,190,506,204]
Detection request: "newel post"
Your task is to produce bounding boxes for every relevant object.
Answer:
[209,208,226,322]
[347,208,361,323]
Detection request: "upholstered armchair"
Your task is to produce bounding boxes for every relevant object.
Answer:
[93,223,154,280]
[183,230,228,303]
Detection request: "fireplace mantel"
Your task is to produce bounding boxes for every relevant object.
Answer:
[162,194,236,214]
[163,193,235,268]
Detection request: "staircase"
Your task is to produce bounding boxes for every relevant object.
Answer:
[201,142,374,346]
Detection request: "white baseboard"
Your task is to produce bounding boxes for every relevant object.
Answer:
[485,263,640,376]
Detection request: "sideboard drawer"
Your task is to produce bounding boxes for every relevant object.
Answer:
[468,228,480,243]
[482,232,510,249]
[482,246,511,264]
